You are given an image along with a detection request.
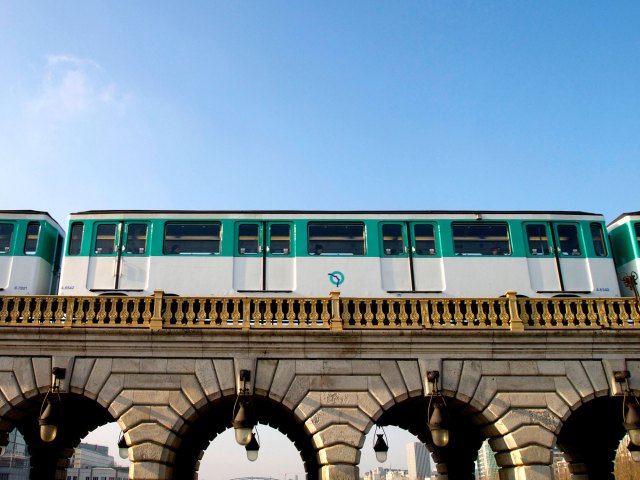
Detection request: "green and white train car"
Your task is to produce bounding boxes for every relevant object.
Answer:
[0,211,64,295]
[608,212,640,296]
[57,210,620,298]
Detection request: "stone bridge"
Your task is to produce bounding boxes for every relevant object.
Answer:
[0,291,639,479]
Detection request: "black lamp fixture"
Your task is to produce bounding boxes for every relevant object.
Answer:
[615,370,640,448]
[118,431,128,459]
[427,371,449,448]
[372,425,389,463]
[39,367,65,442]
[245,429,260,462]
[232,370,256,446]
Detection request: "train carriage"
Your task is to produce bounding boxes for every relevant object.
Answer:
[0,211,64,295]
[58,210,620,298]
[607,212,640,296]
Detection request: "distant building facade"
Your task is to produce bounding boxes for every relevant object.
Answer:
[0,430,30,480]
[66,442,127,480]
[476,440,499,480]
[362,467,409,480]
[406,442,431,480]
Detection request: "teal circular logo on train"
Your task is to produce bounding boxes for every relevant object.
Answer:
[328,271,344,287]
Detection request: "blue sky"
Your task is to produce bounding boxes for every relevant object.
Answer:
[2,1,640,477]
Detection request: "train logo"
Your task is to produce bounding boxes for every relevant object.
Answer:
[328,271,345,288]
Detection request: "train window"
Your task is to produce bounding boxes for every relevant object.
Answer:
[238,224,259,254]
[308,223,365,255]
[382,224,404,255]
[24,222,40,254]
[452,223,511,256]
[163,223,221,254]
[125,224,148,254]
[68,223,84,255]
[557,224,581,256]
[635,224,640,252]
[526,224,550,255]
[0,223,13,254]
[94,224,117,254]
[269,224,290,255]
[413,224,437,255]
[590,223,607,257]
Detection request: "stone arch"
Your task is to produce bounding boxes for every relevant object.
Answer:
[0,356,120,479]
[170,393,319,479]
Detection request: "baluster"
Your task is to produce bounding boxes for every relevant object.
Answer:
[42,297,53,323]
[431,300,442,327]
[286,299,296,326]
[20,298,33,323]
[108,298,119,323]
[9,298,20,323]
[96,298,108,323]
[498,299,509,326]
[487,300,498,327]
[564,300,576,326]
[442,300,453,326]
[352,300,362,326]
[574,300,587,327]
[529,300,541,326]
[185,299,196,324]
[376,300,387,326]
[398,301,409,327]
[453,300,463,325]
[364,300,374,327]
[551,299,563,326]
[55,298,66,324]
[275,299,284,327]
[229,299,240,327]
[541,301,552,326]
[464,300,475,326]
[86,298,97,323]
[606,300,620,326]
[263,299,274,325]
[64,297,75,328]
[299,300,309,326]
[196,299,208,324]
[320,299,330,326]
[33,298,43,323]
[0,298,8,323]
[252,299,263,326]
[208,299,220,326]
[476,300,488,327]
[629,299,640,326]
[119,298,130,324]
[142,298,152,325]
[412,300,423,327]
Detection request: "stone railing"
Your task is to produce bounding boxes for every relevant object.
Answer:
[0,291,638,331]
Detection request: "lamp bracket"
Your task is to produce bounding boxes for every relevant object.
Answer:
[615,370,631,383]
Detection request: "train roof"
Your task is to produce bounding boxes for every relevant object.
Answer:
[0,210,64,231]
[607,212,640,228]
[71,209,601,216]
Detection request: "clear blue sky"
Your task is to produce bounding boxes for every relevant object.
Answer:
[2,1,640,477]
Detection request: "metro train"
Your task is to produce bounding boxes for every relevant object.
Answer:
[2,209,639,299]
[0,211,64,295]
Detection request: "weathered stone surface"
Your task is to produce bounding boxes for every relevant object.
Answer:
[317,444,358,465]
[283,375,311,411]
[0,372,22,406]
[380,361,408,401]
[84,358,113,400]
[129,461,170,480]
[213,359,235,395]
[254,359,277,395]
[32,357,52,394]
[397,361,422,397]
[127,422,175,446]
[495,445,552,466]
[180,375,206,410]
[194,360,220,400]
[498,465,553,480]
[269,360,296,402]
[69,357,94,394]
[312,423,364,449]
[491,425,555,451]
[367,376,394,411]
[320,464,359,480]
[456,360,482,402]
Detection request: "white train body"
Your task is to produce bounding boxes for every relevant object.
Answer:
[57,210,620,298]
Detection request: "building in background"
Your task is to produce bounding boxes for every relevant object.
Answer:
[0,430,30,480]
[66,442,128,480]
[406,442,431,480]
[476,440,499,480]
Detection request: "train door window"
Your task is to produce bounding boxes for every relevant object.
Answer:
[382,224,404,255]
[0,224,14,254]
[238,224,260,254]
[413,224,437,255]
[556,224,581,256]
[452,223,511,256]
[526,224,550,255]
[635,223,640,251]
[269,224,290,255]
[307,223,365,255]
[163,223,220,254]
[68,223,84,255]
[94,224,117,254]
[24,222,40,254]
[125,224,148,254]
[590,223,607,257]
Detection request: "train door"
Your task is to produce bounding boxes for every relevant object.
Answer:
[0,223,14,291]
[525,222,591,294]
[233,222,294,292]
[380,222,444,292]
[87,222,150,291]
